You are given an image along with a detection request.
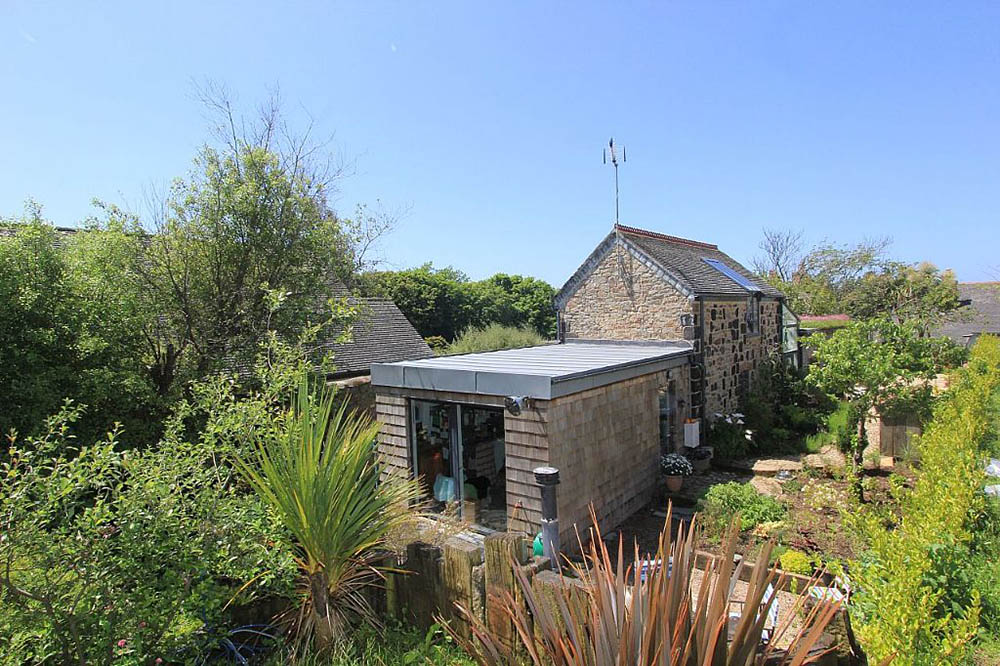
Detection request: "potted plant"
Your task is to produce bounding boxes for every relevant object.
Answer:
[661,453,693,492]
[684,446,713,474]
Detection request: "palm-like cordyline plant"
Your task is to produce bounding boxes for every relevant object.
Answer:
[235,379,421,653]
[453,506,849,665]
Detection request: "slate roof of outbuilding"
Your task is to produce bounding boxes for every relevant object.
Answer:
[934,283,1000,344]
[555,224,783,307]
[318,297,434,378]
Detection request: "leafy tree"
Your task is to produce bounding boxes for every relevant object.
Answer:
[0,209,159,443]
[359,265,556,340]
[847,335,1000,666]
[359,264,471,340]
[848,261,961,331]
[807,319,965,487]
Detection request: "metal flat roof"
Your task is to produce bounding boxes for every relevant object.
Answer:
[370,340,692,400]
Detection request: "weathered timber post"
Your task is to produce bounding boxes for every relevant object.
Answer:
[484,533,529,654]
[534,466,561,570]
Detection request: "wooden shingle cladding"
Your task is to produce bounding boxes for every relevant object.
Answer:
[547,371,671,544]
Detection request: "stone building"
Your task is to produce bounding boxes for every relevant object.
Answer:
[555,224,786,421]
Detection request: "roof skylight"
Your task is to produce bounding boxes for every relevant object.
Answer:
[702,257,760,292]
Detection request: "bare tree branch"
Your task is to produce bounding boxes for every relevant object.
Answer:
[752,228,804,281]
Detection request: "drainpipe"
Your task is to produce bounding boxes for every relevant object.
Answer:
[534,466,561,569]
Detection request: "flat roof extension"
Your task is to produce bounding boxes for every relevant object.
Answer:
[370,340,693,400]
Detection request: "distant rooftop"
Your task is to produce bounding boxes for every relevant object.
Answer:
[371,339,692,399]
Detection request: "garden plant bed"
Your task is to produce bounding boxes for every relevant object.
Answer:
[610,454,912,573]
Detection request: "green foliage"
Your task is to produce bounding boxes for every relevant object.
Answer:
[707,417,753,459]
[266,622,475,666]
[699,482,786,532]
[804,399,852,453]
[234,379,421,651]
[424,335,448,352]
[778,549,815,576]
[446,324,546,355]
[848,261,961,331]
[709,357,833,459]
[808,318,966,470]
[0,209,162,443]
[0,400,297,665]
[359,264,557,340]
[847,335,1000,665]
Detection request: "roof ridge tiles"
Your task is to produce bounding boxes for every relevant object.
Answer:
[614,223,718,250]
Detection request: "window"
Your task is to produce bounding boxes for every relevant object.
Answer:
[746,296,760,335]
[702,257,760,291]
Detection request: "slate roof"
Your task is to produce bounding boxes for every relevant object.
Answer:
[555,224,782,308]
[934,283,1000,345]
[317,297,434,378]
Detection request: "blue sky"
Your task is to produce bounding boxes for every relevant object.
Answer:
[3,2,998,285]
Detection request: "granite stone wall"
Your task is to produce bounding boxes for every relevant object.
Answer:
[560,245,690,341]
[701,299,781,417]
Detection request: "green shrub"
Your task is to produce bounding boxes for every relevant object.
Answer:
[266,622,475,666]
[699,482,786,532]
[0,404,297,665]
[424,335,448,352]
[804,400,852,453]
[848,335,1000,665]
[713,356,833,458]
[778,549,815,576]
[707,418,753,459]
[446,324,546,354]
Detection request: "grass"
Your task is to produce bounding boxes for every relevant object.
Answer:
[264,622,474,666]
[446,323,547,355]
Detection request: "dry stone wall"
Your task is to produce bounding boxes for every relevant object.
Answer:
[561,245,690,341]
[701,299,781,417]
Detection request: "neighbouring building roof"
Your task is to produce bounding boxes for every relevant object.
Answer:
[934,283,1000,345]
[318,297,434,378]
[371,339,693,399]
[555,224,783,308]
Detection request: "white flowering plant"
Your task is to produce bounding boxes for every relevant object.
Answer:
[660,453,694,477]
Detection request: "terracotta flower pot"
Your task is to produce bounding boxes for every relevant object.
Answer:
[666,475,684,493]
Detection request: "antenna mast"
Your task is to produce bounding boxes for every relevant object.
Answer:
[603,137,625,227]
[604,137,634,296]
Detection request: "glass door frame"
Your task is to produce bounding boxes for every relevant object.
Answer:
[408,398,466,511]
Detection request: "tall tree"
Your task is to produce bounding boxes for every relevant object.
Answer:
[119,90,380,397]
[807,318,965,496]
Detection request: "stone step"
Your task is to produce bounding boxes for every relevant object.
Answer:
[715,457,803,476]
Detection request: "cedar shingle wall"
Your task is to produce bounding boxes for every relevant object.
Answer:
[375,394,409,479]
[547,371,668,544]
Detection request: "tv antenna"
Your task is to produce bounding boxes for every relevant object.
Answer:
[604,137,633,295]
[603,137,625,226]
